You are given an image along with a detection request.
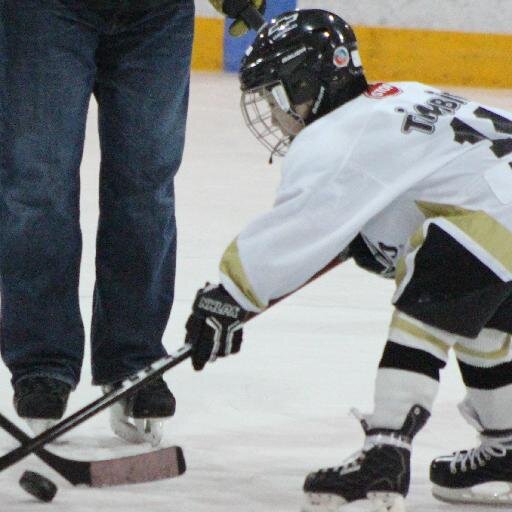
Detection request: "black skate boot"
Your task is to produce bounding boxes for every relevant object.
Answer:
[302,405,430,512]
[430,397,512,505]
[430,433,512,505]
[13,377,71,435]
[124,376,176,418]
[105,376,176,447]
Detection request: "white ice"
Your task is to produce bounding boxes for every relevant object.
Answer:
[1,73,511,511]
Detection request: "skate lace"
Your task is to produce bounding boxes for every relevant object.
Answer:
[449,436,508,473]
[320,409,398,476]
[321,447,366,475]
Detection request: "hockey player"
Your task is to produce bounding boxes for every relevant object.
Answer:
[184,9,512,511]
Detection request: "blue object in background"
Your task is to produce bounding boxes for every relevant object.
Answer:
[223,0,297,72]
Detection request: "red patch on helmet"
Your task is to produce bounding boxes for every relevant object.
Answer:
[333,46,350,68]
[364,83,402,99]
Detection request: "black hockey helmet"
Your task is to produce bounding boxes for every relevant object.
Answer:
[239,9,367,157]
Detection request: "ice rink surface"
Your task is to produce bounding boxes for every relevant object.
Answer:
[1,73,511,511]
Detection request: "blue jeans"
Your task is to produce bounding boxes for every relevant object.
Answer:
[0,0,194,387]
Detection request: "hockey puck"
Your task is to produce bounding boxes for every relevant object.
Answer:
[19,470,57,502]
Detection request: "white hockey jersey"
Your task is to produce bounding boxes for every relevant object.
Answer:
[219,82,512,313]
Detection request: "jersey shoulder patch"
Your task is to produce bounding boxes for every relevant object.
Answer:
[364,82,403,99]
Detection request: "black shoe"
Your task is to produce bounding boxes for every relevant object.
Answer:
[13,376,71,419]
[124,377,176,418]
[302,405,429,511]
[430,434,512,505]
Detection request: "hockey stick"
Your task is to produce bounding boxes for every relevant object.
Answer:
[0,251,344,475]
[0,414,185,486]
[0,345,192,475]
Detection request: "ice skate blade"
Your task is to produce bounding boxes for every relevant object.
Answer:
[367,492,406,512]
[109,401,164,447]
[302,492,406,512]
[302,492,347,512]
[432,482,512,506]
[134,418,164,448]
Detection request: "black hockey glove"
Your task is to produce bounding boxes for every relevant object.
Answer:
[185,283,249,371]
[208,0,265,36]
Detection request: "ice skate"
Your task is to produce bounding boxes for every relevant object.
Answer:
[302,405,429,512]
[104,376,176,447]
[13,376,71,435]
[430,436,512,506]
[430,401,512,505]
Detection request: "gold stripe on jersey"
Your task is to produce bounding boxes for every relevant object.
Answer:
[394,255,407,288]
[390,311,451,355]
[219,239,266,310]
[416,202,512,274]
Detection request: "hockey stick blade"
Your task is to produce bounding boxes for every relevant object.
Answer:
[0,344,192,473]
[0,414,185,486]
[90,446,185,487]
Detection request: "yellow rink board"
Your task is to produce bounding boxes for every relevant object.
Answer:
[192,17,224,71]
[192,18,512,88]
[355,25,512,88]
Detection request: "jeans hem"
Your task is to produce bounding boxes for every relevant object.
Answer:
[13,372,77,390]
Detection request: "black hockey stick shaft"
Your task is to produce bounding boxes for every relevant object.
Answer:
[0,344,192,472]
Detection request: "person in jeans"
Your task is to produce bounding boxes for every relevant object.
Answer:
[0,0,194,444]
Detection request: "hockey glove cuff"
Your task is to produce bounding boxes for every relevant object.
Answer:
[185,283,249,371]
[208,0,265,37]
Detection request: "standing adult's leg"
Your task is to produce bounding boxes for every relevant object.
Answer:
[0,0,98,387]
[91,0,194,384]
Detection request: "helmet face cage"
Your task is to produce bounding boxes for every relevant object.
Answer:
[241,82,306,158]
